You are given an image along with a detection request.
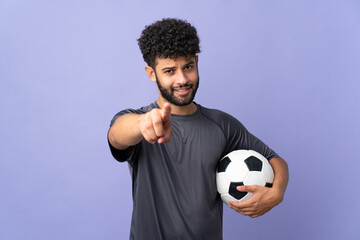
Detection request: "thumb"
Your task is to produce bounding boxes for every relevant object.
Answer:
[237,185,258,193]
[161,103,172,121]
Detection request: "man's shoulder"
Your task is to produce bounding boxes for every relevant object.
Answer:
[110,102,159,126]
[198,104,237,121]
[120,101,159,114]
[197,104,245,140]
[136,101,159,113]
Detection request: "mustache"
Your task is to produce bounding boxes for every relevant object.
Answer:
[172,84,193,89]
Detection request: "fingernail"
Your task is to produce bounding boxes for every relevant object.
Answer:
[237,186,242,191]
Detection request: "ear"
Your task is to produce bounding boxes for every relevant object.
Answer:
[145,66,156,82]
[195,55,199,63]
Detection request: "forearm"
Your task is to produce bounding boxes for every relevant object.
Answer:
[108,113,143,150]
[269,156,289,202]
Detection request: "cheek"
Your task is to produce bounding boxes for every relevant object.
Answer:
[188,71,199,80]
[158,76,174,88]
[167,77,179,87]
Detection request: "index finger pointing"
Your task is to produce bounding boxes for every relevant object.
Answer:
[161,103,172,121]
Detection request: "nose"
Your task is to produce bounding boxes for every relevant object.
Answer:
[175,70,188,85]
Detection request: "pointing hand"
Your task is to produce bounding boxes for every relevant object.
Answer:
[139,103,172,144]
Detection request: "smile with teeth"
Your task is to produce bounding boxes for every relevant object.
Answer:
[173,86,191,95]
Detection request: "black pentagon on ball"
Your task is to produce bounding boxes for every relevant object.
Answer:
[229,182,247,200]
[217,156,231,172]
[244,156,263,171]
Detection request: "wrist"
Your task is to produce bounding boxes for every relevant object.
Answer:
[270,186,284,205]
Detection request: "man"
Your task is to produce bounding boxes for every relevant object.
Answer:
[108,18,288,240]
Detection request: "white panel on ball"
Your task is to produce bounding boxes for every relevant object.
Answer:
[227,160,249,182]
[263,161,275,183]
[216,172,231,194]
[220,194,237,206]
[243,172,266,186]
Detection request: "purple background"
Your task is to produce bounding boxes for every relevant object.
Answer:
[1,0,359,239]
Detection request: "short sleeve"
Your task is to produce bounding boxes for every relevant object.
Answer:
[107,103,157,164]
[107,108,142,163]
[221,113,279,161]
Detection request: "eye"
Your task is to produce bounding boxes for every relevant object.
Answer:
[184,65,193,70]
[164,69,173,74]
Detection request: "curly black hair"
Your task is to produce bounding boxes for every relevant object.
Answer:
[138,18,200,68]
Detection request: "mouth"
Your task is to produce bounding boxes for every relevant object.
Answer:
[173,86,192,96]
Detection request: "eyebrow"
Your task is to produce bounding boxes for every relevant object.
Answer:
[185,61,195,66]
[161,61,195,71]
[161,66,176,71]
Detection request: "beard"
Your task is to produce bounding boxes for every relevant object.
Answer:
[155,74,199,106]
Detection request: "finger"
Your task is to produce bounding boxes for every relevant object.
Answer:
[229,204,257,215]
[158,104,172,144]
[161,103,172,122]
[229,204,254,216]
[237,185,258,193]
[144,135,157,144]
[142,125,159,144]
[159,126,172,143]
[229,200,253,210]
[151,110,165,138]
[140,114,160,144]
[142,129,158,144]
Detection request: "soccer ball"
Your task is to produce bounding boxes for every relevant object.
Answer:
[216,150,274,206]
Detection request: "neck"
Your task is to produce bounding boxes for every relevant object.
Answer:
[156,99,197,115]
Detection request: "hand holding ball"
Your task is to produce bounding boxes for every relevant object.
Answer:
[216,150,274,206]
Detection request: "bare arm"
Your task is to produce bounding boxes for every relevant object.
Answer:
[108,113,144,150]
[268,156,289,203]
[108,103,172,150]
[229,156,289,218]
